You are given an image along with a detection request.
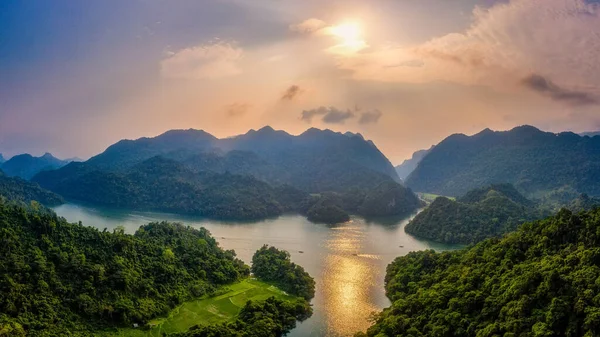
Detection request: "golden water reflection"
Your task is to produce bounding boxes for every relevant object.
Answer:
[322,224,383,336]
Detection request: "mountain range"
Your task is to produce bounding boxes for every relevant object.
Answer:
[81,126,400,190]
[406,125,600,197]
[33,127,418,220]
[1,153,71,180]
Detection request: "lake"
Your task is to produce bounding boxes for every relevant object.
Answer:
[53,203,457,337]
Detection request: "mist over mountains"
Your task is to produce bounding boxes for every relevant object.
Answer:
[32,126,418,221]
[394,147,431,181]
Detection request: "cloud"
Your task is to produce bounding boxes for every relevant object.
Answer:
[281,85,303,101]
[521,74,598,106]
[358,109,383,124]
[301,106,355,124]
[224,102,252,117]
[161,41,243,80]
[289,18,327,34]
[336,0,600,105]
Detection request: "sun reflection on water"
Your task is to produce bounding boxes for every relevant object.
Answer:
[322,222,382,336]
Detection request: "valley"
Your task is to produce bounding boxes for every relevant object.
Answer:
[52,202,457,336]
[2,125,600,336]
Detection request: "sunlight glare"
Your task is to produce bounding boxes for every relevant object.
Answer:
[325,22,368,54]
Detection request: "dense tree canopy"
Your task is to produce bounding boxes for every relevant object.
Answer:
[251,246,316,300]
[405,184,545,244]
[0,201,248,336]
[34,157,307,220]
[304,193,351,224]
[359,208,600,337]
[406,125,600,197]
[0,170,63,205]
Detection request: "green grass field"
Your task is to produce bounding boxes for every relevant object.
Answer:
[98,279,294,337]
[417,192,456,203]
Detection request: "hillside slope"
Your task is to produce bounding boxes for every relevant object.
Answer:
[405,184,544,244]
[0,202,248,335]
[405,125,600,196]
[361,208,600,337]
[78,126,400,192]
[0,169,63,205]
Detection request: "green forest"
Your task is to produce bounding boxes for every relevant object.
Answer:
[359,208,600,336]
[405,184,546,244]
[0,200,251,335]
[251,245,316,301]
[406,125,600,197]
[0,170,63,206]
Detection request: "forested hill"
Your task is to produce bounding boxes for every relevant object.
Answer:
[405,125,600,197]
[359,207,600,337]
[0,169,63,205]
[0,200,248,335]
[33,156,307,220]
[1,153,70,180]
[74,126,400,192]
[405,184,544,244]
[33,156,421,222]
[32,127,424,221]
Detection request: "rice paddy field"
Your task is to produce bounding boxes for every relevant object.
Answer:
[98,279,294,336]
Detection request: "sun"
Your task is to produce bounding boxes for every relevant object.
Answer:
[325,22,367,54]
[328,23,362,44]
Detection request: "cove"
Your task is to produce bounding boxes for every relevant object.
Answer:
[53,203,458,336]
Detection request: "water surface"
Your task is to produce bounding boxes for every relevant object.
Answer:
[53,203,457,336]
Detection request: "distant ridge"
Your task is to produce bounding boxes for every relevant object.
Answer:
[32,126,422,221]
[69,126,400,191]
[1,152,70,180]
[581,131,600,137]
[394,147,432,181]
[405,125,600,197]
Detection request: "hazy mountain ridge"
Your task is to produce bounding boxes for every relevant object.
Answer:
[39,127,401,193]
[394,147,431,181]
[1,152,71,180]
[32,127,423,221]
[405,125,600,197]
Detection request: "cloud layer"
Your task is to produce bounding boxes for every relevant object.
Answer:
[281,85,303,101]
[161,41,243,80]
[337,0,600,106]
[521,74,598,106]
[301,106,383,125]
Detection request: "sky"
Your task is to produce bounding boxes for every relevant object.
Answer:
[1,0,600,164]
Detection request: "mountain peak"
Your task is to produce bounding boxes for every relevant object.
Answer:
[256,125,275,133]
[510,125,542,134]
[474,128,494,137]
